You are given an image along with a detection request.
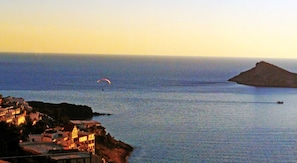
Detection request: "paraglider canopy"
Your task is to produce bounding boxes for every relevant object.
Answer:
[97,78,111,85]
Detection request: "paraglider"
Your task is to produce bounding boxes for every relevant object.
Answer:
[97,78,112,85]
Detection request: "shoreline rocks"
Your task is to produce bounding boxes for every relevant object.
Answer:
[96,133,133,163]
[93,112,112,116]
[228,61,297,88]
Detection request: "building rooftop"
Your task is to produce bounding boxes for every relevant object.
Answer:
[49,152,90,160]
[70,120,101,127]
[20,142,64,154]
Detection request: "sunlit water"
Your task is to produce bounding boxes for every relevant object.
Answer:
[1,54,297,162]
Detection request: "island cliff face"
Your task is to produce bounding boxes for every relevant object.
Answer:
[228,61,297,88]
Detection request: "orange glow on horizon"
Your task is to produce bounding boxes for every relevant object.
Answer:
[1,1,297,59]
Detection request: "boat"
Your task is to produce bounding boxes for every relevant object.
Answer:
[277,101,284,104]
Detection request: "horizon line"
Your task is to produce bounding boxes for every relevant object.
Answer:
[0,51,296,60]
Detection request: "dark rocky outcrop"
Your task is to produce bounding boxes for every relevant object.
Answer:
[28,101,93,121]
[93,112,111,116]
[28,101,112,121]
[228,61,297,88]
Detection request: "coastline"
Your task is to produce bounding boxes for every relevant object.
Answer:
[96,133,133,163]
[0,96,133,163]
[28,100,134,163]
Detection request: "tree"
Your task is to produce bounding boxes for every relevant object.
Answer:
[0,122,23,157]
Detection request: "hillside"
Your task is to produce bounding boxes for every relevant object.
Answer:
[28,101,93,121]
[228,61,297,88]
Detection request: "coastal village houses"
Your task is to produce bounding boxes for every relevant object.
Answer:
[39,122,96,153]
[0,95,106,163]
[0,96,30,126]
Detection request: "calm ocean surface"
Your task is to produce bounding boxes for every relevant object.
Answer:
[1,53,297,162]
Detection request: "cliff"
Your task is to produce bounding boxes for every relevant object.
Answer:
[96,133,133,163]
[228,61,297,88]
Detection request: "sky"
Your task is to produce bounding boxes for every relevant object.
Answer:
[1,0,297,58]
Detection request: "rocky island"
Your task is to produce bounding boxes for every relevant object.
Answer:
[228,61,297,88]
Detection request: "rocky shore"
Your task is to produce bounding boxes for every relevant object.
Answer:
[96,133,133,163]
[229,61,297,88]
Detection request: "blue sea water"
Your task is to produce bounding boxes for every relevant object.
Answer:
[1,53,297,162]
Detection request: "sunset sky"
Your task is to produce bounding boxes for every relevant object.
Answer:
[1,1,297,58]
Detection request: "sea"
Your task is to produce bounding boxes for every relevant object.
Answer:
[1,53,297,162]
